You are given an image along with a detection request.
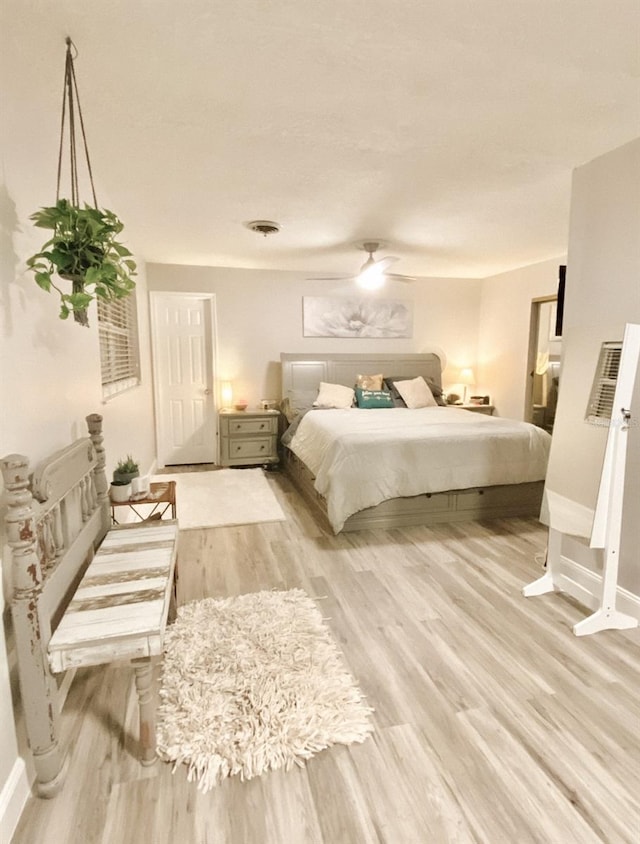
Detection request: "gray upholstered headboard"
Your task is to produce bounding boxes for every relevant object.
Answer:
[280,352,443,411]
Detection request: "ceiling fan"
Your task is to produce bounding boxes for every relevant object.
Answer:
[310,241,417,289]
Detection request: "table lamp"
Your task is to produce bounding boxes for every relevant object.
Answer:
[221,381,233,408]
[459,368,475,404]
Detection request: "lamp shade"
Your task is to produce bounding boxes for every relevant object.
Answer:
[458,367,475,385]
[458,368,475,404]
[221,381,233,407]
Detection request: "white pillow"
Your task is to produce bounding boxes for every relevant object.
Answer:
[394,376,438,409]
[313,381,355,409]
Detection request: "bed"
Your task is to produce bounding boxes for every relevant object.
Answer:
[280,353,552,533]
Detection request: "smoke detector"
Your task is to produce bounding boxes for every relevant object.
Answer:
[245,220,281,236]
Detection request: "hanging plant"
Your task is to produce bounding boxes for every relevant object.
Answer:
[27,200,136,325]
[26,38,136,327]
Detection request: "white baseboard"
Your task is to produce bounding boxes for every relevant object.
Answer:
[555,554,640,621]
[0,757,30,844]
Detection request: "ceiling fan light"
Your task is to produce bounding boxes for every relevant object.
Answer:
[357,264,385,290]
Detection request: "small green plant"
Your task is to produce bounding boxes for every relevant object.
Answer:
[26,198,136,326]
[115,455,139,475]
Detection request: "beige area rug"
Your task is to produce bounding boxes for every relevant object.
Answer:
[157,589,374,792]
[154,469,286,529]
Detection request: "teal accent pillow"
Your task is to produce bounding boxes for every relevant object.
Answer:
[355,387,395,408]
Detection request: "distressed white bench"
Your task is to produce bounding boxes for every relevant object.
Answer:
[2,414,178,798]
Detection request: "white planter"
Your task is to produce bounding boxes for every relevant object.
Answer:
[110,482,132,503]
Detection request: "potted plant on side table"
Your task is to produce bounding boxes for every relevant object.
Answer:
[110,455,139,502]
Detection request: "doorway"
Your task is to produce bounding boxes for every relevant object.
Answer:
[525,296,562,433]
[150,292,218,466]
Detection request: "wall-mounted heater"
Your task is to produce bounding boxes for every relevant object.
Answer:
[585,341,623,424]
[524,322,639,636]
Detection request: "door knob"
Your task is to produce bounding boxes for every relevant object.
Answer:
[204,388,212,395]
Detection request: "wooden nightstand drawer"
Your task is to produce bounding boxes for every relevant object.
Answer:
[227,417,277,436]
[228,438,275,460]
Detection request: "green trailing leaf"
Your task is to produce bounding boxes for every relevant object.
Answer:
[84,267,100,284]
[50,248,73,271]
[68,291,94,309]
[26,198,137,326]
[34,272,52,291]
[112,242,132,258]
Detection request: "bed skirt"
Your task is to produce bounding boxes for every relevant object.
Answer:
[282,447,544,533]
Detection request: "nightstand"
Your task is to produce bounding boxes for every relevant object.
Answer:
[459,404,494,415]
[219,409,280,467]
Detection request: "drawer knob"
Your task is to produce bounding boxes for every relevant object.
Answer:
[260,423,265,429]
[260,445,265,450]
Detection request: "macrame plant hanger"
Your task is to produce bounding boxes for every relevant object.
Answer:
[27,38,136,327]
[57,37,97,325]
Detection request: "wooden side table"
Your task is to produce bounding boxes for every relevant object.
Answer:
[110,480,177,524]
[459,404,495,415]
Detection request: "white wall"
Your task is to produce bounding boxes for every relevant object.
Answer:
[147,263,484,402]
[477,258,564,420]
[545,137,640,593]
[0,173,156,834]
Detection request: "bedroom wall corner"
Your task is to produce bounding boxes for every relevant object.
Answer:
[477,257,565,420]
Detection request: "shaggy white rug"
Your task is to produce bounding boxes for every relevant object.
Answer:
[157,589,374,792]
[154,469,286,529]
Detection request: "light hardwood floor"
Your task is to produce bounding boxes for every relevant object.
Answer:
[11,472,640,843]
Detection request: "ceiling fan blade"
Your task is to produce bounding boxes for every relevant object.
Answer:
[386,274,417,283]
[308,247,407,286]
[376,255,399,272]
[307,275,354,281]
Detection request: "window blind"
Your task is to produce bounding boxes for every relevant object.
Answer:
[585,341,622,423]
[98,294,140,398]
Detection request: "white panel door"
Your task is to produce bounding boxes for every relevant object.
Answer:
[152,294,217,466]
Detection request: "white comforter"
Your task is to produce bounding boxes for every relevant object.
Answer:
[287,407,552,532]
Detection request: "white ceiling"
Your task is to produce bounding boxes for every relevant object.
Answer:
[4,0,640,278]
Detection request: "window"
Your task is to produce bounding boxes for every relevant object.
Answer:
[98,294,141,399]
